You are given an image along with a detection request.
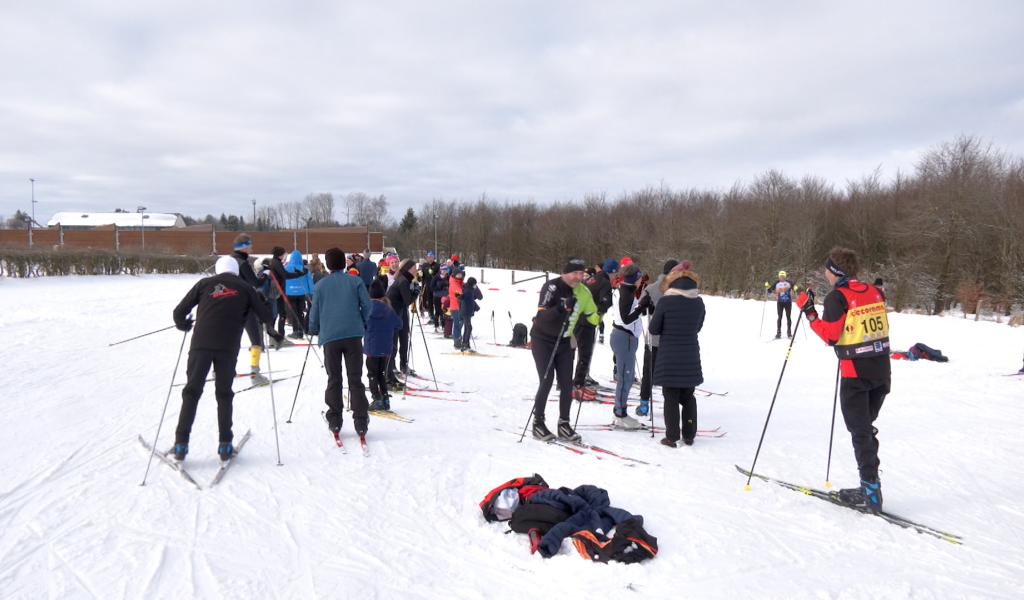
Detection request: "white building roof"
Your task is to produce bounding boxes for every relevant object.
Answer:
[46,212,185,228]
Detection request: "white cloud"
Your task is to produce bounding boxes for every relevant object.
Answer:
[1,0,1022,221]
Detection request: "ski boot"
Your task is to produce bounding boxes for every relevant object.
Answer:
[837,479,883,513]
[368,397,387,411]
[172,443,188,462]
[598,334,604,345]
[557,419,581,443]
[612,409,642,430]
[250,367,270,387]
[532,418,554,441]
[217,441,234,462]
[774,331,781,339]
[634,400,650,417]
[660,438,677,448]
[288,330,304,340]
[584,375,600,388]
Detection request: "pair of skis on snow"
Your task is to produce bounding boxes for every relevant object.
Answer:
[575,423,726,438]
[737,465,962,544]
[495,427,656,467]
[138,429,252,490]
[331,430,370,457]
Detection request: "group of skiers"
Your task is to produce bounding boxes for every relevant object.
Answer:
[526,257,705,449]
[169,234,890,514]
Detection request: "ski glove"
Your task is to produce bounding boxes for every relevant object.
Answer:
[178,316,194,332]
[796,290,818,322]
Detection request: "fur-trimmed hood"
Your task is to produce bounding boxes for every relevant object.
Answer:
[660,269,700,293]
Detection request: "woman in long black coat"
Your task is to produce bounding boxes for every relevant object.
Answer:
[648,267,705,447]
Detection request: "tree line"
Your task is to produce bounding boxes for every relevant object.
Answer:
[387,136,1024,314]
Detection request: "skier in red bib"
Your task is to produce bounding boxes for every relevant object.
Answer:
[796,247,890,512]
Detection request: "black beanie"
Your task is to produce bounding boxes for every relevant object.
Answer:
[325,247,345,272]
[369,278,386,299]
[272,246,286,258]
[563,258,586,274]
[662,259,679,275]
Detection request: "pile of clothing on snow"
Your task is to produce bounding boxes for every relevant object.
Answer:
[891,342,949,362]
[479,474,658,563]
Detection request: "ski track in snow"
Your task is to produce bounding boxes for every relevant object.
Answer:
[1,272,1023,598]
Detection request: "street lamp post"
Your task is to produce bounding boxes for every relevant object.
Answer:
[137,206,147,251]
[29,178,36,248]
[252,198,256,229]
[433,207,438,259]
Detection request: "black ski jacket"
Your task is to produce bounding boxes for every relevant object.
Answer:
[173,273,274,352]
[231,250,260,288]
[591,272,613,315]
[530,277,575,342]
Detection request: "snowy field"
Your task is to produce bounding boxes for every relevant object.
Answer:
[2,267,1023,599]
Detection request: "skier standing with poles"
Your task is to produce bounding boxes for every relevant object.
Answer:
[527,259,587,442]
[769,270,795,339]
[795,247,891,512]
[308,248,374,438]
[170,256,279,461]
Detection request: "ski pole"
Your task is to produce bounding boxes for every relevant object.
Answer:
[110,324,176,347]
[285,337,314,423]
[743,309,805,490]
[759,281,769,336]
[508,310,514,333]
[642,317,655,438]
[264,331,284,466]
[140,328,189,486]
[491,310,496,345]
[824,360,840,489]
[519,312,572,443]
[414,309,439,390]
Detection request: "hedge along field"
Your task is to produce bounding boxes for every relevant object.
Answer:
[0,248,215,278]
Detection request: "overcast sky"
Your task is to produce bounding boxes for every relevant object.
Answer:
[2,1,1022,223]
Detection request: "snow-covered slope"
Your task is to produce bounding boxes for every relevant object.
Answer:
[1,269,1022,599]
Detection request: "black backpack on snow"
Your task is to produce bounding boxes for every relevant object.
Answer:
[509,323,528,347]
[509,503,570,534]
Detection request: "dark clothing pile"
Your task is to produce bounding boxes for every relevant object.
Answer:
[480,475,658,563]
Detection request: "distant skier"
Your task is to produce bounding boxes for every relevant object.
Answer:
[571,274,600,399]
[419,252,439,325]
[308,248,374,437]
[610,263,650,430]
[385,259,418,383]
[283,250,313,338]
[231,233,276,381]
[171,256,279,462]
[796,247,891,512]
[365,279,402,411]
[637,259,680,417]
[354,252,377,288]
[592,260,617,344]
[769,270,795,339]
[459,276,484,352]
[529,258,587,442]
[449,268,466,350]
[649,265,704,447]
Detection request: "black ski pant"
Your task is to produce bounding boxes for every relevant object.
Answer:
[461,315,474,349]
[531,335,575,422]
[244,312,264,350]
[275,297,288,337]
[324,338,369,433]
[573,325,596,387]
[639,344,659,401]
[432,297,444,327]
[286,295,307,334]
[388,314,411,379]
[176,348,237,445]
[840,377,888,482]
[776,301,792,336]
[366,355,388,401]
[662,386,697,443]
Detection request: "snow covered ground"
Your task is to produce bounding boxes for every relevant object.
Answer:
[1,267,1023,599]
